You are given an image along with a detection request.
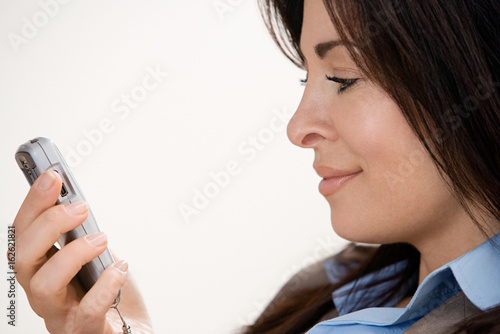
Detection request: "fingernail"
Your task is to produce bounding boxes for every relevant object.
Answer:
[64,201,88,215]
[38,171,56,191]
[113,260,128,274]
[85,232,107,246]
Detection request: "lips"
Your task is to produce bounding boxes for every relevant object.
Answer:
[314,166,362,196]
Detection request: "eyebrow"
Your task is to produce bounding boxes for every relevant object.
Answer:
[314,40,345,59]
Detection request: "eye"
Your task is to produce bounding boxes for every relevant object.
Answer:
[325,75,359,94]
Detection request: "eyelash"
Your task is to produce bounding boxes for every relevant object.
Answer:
[299,76,359,94]
[326,75,359,93]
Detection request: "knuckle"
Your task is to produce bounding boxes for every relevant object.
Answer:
[95,289,114,308]
[77,303,102,321]
[30,277,52,303]
[13,239,52,285]
[44,205,68,225]
[12,253,26,275]
[42,205,82,235]
[12,248,32,279]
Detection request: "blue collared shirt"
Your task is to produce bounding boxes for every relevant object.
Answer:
[306,234,500,333]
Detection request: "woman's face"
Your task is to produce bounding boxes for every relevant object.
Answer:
[289,0,464,245]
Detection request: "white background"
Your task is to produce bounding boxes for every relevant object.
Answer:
[0,1,348,333]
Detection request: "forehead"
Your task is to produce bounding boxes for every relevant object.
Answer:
[300,0,340,52]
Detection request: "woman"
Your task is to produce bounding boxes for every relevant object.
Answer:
[242,0,500,333]
[11,0,500,333]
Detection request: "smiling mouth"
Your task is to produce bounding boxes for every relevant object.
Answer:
[318,171,362,196]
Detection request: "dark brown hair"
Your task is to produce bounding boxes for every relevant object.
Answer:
[242,0,500,333]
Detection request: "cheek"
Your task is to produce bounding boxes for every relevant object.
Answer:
[330,90,456,243]
[340,86,422,183]
[330,150,454,244]
[336,85,408,163]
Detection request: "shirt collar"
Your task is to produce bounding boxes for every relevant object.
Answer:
[324,233,500,325]
[397,233,500,323]
[331,260,417,316]
[448,233,500,310]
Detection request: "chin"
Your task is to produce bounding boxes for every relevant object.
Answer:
[329,210,390,245]
[330,212,366,243]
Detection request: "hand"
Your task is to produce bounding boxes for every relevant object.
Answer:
[10,170,153,333]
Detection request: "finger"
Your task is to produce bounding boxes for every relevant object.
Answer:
[15,245,59,319]
[13,170,62,233]
[29,233,109,313]
[16,202,88,287]
[76,261,129,327]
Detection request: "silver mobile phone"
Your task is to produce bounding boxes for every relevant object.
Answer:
[15,137,120,304]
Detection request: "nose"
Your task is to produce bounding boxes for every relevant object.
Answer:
[287,86,338,148]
